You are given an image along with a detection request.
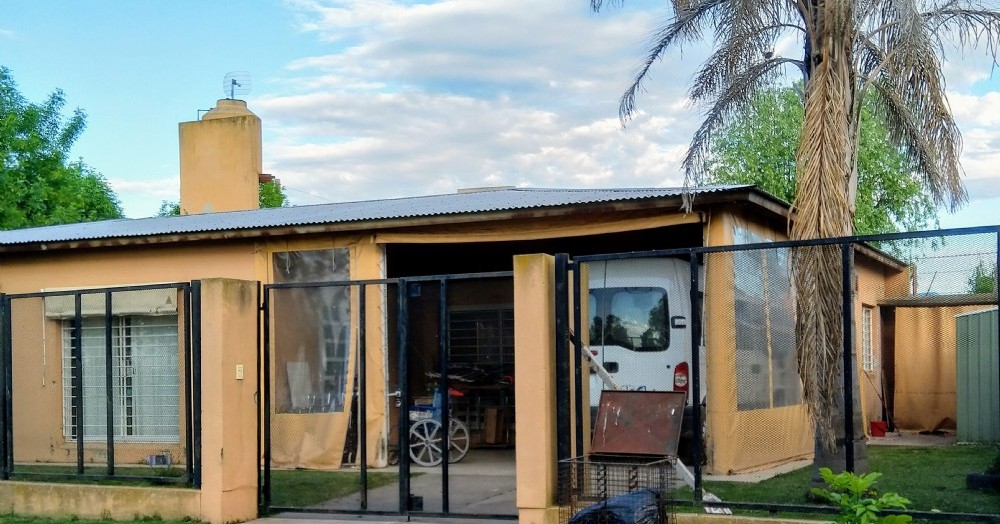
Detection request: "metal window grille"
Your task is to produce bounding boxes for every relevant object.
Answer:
[61,315,180,443]
[447,308,514,374]
[861,306,875,372]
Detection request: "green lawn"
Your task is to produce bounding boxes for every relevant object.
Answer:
[10,464,401,509]
[269,469,400,507]
[684,444,999,518]
[10,465,187,487]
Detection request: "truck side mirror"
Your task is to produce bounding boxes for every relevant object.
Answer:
[670,316,687,329]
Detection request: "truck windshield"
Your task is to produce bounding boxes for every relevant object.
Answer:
[589,287,669,352]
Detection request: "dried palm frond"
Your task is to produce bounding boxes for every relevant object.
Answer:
[791,0,856,450]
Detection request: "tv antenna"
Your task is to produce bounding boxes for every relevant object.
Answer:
[223,71,252,99]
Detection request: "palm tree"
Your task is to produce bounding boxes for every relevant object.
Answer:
[592,0,1000,472]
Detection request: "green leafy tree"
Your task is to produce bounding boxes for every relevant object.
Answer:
[0,67,122,229]
[157,201,181,217]
[259,181,288,209]
[966,260,996,294]
[594,0,1000,476]
[157,181,288,217]
[707,88,937,235]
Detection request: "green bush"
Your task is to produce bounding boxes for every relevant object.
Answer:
[810,468,912,524]
[986,447,1000,475]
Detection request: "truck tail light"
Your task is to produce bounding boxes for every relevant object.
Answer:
[674,362,689,392]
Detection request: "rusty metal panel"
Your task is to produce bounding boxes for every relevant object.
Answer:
[590,390,686,456]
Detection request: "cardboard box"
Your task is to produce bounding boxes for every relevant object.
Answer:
[484,408,506,444]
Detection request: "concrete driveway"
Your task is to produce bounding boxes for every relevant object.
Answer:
[314,449,517,517]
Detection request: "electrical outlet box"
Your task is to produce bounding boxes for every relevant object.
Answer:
[236,364,244,380]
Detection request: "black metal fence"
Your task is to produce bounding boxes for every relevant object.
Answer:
[0,282,201,486]
[261,271,516,519]
[565,225,1000,522]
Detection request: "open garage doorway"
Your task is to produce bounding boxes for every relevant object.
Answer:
[381,223,706,511]
[260,223,706,519]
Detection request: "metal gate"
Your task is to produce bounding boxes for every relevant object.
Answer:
[554,251,705,490]
[260,271,517,519]
[556,225,1000,522]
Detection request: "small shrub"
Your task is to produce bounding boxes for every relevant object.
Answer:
[985,447,1000,475]
[811,468,912,524]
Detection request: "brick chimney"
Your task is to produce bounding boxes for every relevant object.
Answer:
[178,99,262,214]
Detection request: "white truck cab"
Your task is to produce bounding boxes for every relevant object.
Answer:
[586,257,706,433]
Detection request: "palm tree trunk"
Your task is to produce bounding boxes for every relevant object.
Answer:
[792,0,868,477]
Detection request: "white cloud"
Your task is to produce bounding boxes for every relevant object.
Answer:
[109,177,179,200]
[0,28,14,40]
[108,177,179,218]
[949,92,1000,128]
[258,0,1000,229]
[258,0,701,206]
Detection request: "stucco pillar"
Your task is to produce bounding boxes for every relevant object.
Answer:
[198,278,259,524]
[514,254,558,524]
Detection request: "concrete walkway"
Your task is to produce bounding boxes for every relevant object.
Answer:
[268,450,517,518]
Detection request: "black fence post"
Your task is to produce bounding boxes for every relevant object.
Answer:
[554,254,571,465]
[571,261,584,458]
[184,284,194,485]
[358,283,369,511]
[191,281,203,488]
[689,254,704,500]
[841,243,855,473]
[0,293,8,480]
[260,282,271,512]
[438,278,450,513]
[398,279,410,515]
[104,292,115,477]
[73,294,84,475]
[253,282,262,513]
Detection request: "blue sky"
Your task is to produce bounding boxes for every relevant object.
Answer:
[2,0,999,230]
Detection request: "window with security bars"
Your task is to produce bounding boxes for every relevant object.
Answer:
[448,308,514,374]
[62,316,180,442]
[861,305,876,372]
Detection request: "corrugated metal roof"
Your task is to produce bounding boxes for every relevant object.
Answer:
[0,185,752,245]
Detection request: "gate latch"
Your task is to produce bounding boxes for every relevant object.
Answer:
[388,389,402,407]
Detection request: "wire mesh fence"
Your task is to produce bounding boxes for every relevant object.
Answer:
[558,456,676,524]
[573,226,1000,521]
[0,283,196,485]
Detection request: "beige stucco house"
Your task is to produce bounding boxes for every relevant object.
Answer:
[0,98,961,524]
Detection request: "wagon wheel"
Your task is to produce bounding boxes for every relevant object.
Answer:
[409,418,444,467]
[447,418,470,463]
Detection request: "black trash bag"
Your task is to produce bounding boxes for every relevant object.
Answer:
[569,489,661,524]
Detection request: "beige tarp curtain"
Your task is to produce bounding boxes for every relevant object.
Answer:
[893,306,981,431]
[268,378,350,468]
[703,213,812,475]
[267,243,389,470]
